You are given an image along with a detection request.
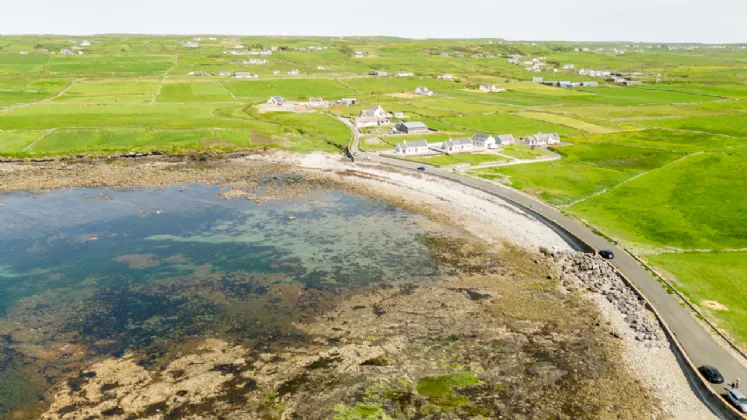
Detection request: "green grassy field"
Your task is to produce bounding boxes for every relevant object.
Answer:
[409,153,509,166]
[644,252,747,346]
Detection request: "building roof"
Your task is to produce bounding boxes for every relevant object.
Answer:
[309,97,323,102]
[449,137,473,146]
[400,121,429,130]
[496,134,515,142]
[270,96,285,101]
[471,133,493,142]
[235,72,254,77]
[401,140,428,148]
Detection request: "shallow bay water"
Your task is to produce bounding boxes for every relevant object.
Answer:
[0,183,448,416]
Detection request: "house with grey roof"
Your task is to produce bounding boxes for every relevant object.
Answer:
[441,138,474,154]
[267,96,286,105]
[415,86,434,96]
[308,97,326,107]
[397,71,414,77]
[395,121,429,134]
[235,72,258,79]
[522,133,560,146]
[557,81,573,88]
[471,133,496,149]
[395,140,429,155]
[219,71,232,77]
[532,77,544,83]
[495,134,516,145]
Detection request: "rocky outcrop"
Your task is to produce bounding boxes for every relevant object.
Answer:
[551,251,664,344]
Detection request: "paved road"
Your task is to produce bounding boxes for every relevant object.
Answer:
[349,131,747,414]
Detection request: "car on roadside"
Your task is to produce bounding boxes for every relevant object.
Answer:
[416,166,426,171]
[353,152,359,156]
[698,365,724,383]
[727,389,747,413]
[364,155,371,160]
[598,250,614,259]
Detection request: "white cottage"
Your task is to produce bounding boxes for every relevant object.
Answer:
[395,140,429,155]
[495,134,516,145]
[471,133,496,149]
[308,97,325,107]
[415,86,434,96]
[441,138,474,154]
[267,96,286,105]
[523,133,560,146]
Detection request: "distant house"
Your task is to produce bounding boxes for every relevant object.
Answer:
[557,81,573,88]
[248,58,268,64]
[495,134,516,145]
[532,77,544,83]
[60,48,73,55]
[455,53,465,58]
[415,86,434,96]
[19,51,28,55]
[523,133,560,146]
[308,97,325,107]
[624,80,642,86]
[317,66,325,70]
[288,69,300,75]
[232,45,246,49]
[219,71,232,77]
[397,71,414,77]
[395,121,429,134]
[393,111,405,118]
[440,52,450,57]
[395,140,429,155]
[471,133,496,149]
[479,85,506,93]
[356,106,390,128]
[273,70,280,75]
[80,40,91,47]
[235,72,258,79]
[268,96,286,105]
[438,74,454,80]
[563,64,575,69]
[185,42,199,48]
[339,98,357,105]
[354,51,368,58]
[188,71,210,76]
[370,71,388,76]
[441,138,474,154]
[580,81,599,87]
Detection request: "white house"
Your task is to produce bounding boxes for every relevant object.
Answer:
[235,72,258,79]
[441,138,474,154]
[354,51,368,58]
[415,86,434,96]
[219,71,232,77]
[268,96,286,105]
[272,70,280,75]
[395,140,429,155]
[356,105,390,128]
[440,52,450,57]
[249,59,268,64]
[563,64,575,69]
[317,66,325,70]
[80,40,91,47]
[438,74,454,80]
[370,71,388,76]
[19,51,28,55]
[288,69,300,75]
[495,134,516,145]
[395,121,429,134]
[339,98,357,105]
[479,85,506,93]
[232,45,246,49]
[397,71,414,77]
[185,42,199,48]
[532,77,544,83]
[471,133,496,149]
[308,97,325,107]
[523,133,561,146]
[393,111,405,118]
[60,49,73,55]
[188,71,209,76]
[580,81,599,87]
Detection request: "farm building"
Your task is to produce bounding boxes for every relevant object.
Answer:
[219,71,232,77]
[532,77,543,83]
[393,111,405,118]
[495,134,516,145]
[235,72,258,79]
[395,121,429,134]
[471,133,496,149]
[397,71,414,77]
[339,98,357,105]
[523,133,560,146]
[395,140,429,155]
[267,96,286,105]
[479,85,506,93]
[441,138,474,154]
[308,98,326,107]
[557,81,573,88]
[370,71,388,76]
[415,86,434,96]
[580,81,599,87]
[438,74,454,80]
[563,64,575,69]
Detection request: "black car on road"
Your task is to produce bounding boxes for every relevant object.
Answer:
[598,250,614,259]
[416,166,426,171]
[698,365,724,384]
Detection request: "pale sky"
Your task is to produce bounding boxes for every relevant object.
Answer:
[1,0,745,43]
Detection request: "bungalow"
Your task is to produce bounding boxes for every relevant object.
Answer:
[397,71,414,77]
[188,71,210,76]
[479,85,506,93]
[267,96,286,105]
[562,64,575,69]
[249,58,268,64]
[532,77,544,83]
[370,71,388,76]
[219,71,232,77]
[393,111,405,118]
[60,48,73,55]
[395,121,429,134]
[354,51,368,58]
[580,81,599,87]
[395,140,429,155]
[415,86,434,96]
[232,45,246,49]
[288,69,300,75]
[80,40,91,47]
[471,133,496,149]
[308,97,325,107]
[523,133,560,146]
[624,80,642,86]
[495,134,515,145]
[438,74,454,80]
[317,66,325,70]
[235,72,258,79]
[440,52,450,57]
[185,42,199,48]
[272,70,280,75]
[19,51,28,55]
[455,53,465,58]
[339,98,357,105]
[441,138,474,154]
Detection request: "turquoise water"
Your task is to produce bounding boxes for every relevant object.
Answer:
[0,183,447,416]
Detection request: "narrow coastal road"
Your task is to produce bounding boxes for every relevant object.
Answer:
[348,129,747,417]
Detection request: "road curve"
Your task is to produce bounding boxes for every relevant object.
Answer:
[349,131,747,417]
